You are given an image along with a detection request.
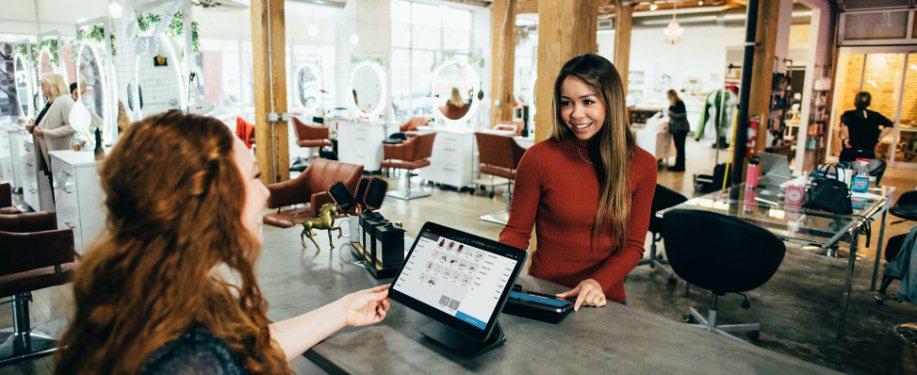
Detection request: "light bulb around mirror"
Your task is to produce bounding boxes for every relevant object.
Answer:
[349,34,360,46]
[308,24,319,37]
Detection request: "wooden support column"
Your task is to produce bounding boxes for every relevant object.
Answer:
[250,0,289,184]
[613,2,633,91]
[534,0,599,141]
[490,0,517,127]
[748,0,780,153]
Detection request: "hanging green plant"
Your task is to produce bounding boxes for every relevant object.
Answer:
[137,11,200,55]
[352,56,387,69]
[37,39,60,67]
[75,24,117,57]
[13,42,35,62]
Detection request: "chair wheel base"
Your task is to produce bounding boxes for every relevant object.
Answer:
[0,332,59,366]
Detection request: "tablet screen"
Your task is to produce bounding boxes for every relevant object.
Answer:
[393,229,519,330]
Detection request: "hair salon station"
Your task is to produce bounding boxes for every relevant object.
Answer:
[1,0,917,374]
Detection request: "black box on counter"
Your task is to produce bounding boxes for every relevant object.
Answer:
[374,223,405,268]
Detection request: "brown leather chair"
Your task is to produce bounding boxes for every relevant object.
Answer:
[493,121,523,136]
[475,132,526,224]
[399,117,429,133]
[263,159,363,228]
[1,183,20,214]
[0,211,76,365]
[292,116,333,161]
[382,132,436,200]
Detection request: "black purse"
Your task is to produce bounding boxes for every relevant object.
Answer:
[804,164,853,215]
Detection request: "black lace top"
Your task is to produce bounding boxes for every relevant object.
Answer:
[140,326,250,375]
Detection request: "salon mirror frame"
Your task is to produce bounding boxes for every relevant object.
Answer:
[430,60,479,127]
[13,51,35,120]
[36,32,69,106]
[132,34,187,119]
[349,60,387,119]
[294,62,322,114]
[74,40,115,139]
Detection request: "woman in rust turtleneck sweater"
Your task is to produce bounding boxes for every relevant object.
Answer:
[500,54,656,310]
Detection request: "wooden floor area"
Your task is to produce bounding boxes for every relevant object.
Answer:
[2,137,916,374]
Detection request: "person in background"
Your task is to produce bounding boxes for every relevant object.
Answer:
[442,87,470,120]
[839,91,894,162]
[55,111,391,374]
[500,54,657,310]
[666,89,689,172]
[32,73,74,171]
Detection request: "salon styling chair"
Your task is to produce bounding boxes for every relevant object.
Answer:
[292,116,333,162]
[475,132,525,225]
[263,159,363,228]
[662,209,785,342]
[1,183,20,214]
[382,132,436,200]
[876,190,917,304]
[0,211,76,365]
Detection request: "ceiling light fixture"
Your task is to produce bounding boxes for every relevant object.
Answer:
[649,1,658,11]
[663,1,684,44]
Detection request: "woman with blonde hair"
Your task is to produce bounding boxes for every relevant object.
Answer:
[56,110,391,374]
[500,54,656,310]
[29,73,75,173]
[442,87,470,119]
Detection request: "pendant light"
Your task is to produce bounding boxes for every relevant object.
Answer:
[663,1,684,45]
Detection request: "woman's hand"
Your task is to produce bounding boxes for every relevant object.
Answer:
[337,284,391,327]
[556,279,606,311]
[34,126,44,136]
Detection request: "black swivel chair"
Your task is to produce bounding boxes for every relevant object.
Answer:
[638,184,688,285]
[876,190,917,303]
[662,209,786,341]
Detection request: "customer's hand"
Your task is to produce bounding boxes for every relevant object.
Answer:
[843,138,852,148]
[337,284,391,327]
[34,126,44,136]
[556,279,606,311]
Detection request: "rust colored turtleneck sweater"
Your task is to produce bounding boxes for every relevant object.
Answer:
[499,137,657,303]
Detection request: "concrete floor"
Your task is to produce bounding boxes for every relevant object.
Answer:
[2,137,916,374]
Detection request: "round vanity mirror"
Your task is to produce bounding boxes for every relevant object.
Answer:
[431,60,479,125]
[133,35,185,118]
[74,42,109,135]
[349,61,386,118]
[295,63,322,113]
[13,55,34,119]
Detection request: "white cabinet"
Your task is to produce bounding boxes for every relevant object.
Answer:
[18,134,53,211]
[50,151,104,255]
[337,121,391,172]
[0,126,14,184]
[418,127,477,188]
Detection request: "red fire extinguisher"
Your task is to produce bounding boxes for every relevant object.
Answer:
[746,116,759,158]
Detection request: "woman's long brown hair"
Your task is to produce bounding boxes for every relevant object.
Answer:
[55,110,289,374]
[551,54,635,246]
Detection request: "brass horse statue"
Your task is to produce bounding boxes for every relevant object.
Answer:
[292,203,344,253]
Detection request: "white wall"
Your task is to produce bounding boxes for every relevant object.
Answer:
[598,25,745,98]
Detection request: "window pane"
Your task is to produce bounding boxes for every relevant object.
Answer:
[391,0,411,21]
[412,3,440,26]
[443,9,471,30]
[412,24,441,50]
[391,48,411,120]
[843,11,908,41]
[442,28,470,51]
[392,22,411,48]
[411,50,435,117]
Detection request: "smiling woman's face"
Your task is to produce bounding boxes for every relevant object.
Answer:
[559,76,605,141]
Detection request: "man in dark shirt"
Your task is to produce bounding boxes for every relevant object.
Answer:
[839,91,894,161]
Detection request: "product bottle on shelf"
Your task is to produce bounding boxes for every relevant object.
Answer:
[850,159,869,193]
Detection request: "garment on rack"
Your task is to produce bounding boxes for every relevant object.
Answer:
[694,89,737,141]
[885,226,917,303]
